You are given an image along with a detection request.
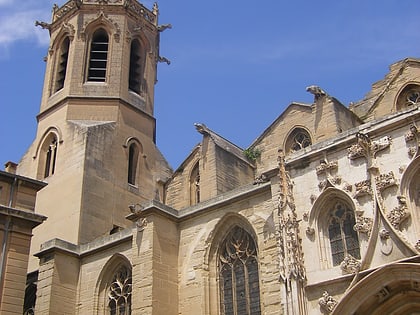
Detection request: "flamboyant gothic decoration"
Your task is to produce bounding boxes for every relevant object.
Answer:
[387,196,410,230]
[353,214,373,236]
[108,266,132,315]
[318,291,337,314]
[375,171,398,192]
[219,226,261,315]
[347,133,392,163]
[340,254,361,274]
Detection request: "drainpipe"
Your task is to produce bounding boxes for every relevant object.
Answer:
[0,177,17,304]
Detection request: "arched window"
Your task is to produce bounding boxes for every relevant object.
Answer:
[190,162,200,205]
[285,128,312,154]
[219,226,261,315]
[396,84,420,111]
[38,134,58,179]
[88,28,109,82]
[328,201,360,266]
[129,39,143,94]
[107,265,132,315]
[127,143,139,185]
[54,37,70,92]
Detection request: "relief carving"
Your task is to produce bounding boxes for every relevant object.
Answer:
[316,160,338,175]
[318,291,337,313]
[353,215,373,235]
[387,196,410,230]
[347,133,392,160]
[375,171,398,192]
[353,180,372,198]
[340,254,361,274]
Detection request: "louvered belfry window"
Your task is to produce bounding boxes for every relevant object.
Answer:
[129,39,142,94]
[88,28,108,82]
[54,37,70,92]
[219,226,261,315]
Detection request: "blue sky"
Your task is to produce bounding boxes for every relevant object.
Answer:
[1,0,420,170]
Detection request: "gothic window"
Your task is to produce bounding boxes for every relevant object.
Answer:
[396,84,420,111]
[129,39,143,94]
[108,265,132,315]
[190,162,200,205]
[285,128,312,154]
[219,226,261,315]
[88,28,109,82]
[128,143,139,185]
[53,37,70,92]
[39,134,58,179]
[328,202,360,266]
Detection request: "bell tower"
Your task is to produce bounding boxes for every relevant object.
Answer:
[18,0,172,272]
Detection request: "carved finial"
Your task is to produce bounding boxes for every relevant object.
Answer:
[153,2,159,15]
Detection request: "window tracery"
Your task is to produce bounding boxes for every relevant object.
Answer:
[108,265,132,315]
[285,128,312,154]
[396,84,420,110]
[328,202,360,266]
[219,226,261,315]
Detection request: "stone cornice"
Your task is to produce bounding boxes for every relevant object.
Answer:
[0,205,47,227]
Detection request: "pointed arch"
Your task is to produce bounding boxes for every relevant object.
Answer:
[128,38,145,94]
[95,254,132,315]
[124,137,143,186]
[395,82,420,111]
[284,126,312,154]
[189,161,200,205]
[34,127,63,179]
[308,188,360,268]
[206,214,261,315]
[332,262,420,315]
[52,36,70,92]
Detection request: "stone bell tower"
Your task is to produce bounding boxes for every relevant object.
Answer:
[17,0,172,272]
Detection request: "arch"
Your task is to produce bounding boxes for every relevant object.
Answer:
[206,214,261,315]
[284,126,312,154]
[189,161,200,205]
[395,82,420,111]
[87,28,109,82]
[52,36,70,93]
[95,254,132,315]
[399,155,420,241]
[34,127,62,179]
[332,263,420,315]
[124,137,143,186]
[128,38,146,94]
[308,188,360,269]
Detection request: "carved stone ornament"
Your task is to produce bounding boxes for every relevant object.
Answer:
[253,173,269,184]
[316,160,338,175]
[408,146,417,158]
[379,228,390,240]
[340,254,361,274]
[375,171,398,192]
[136,217,148,231]
[129,203,143,215]
[353,180,372,198]
[415,240,420,251]
[353,215,373,235]
[347,133,392,160]
[306,226,315,236]
[318,291,337,313]
[347,143,365,160]
[387,196,410,230]
[370,136,392,156]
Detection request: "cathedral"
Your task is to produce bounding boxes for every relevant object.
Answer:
[0,0,420,314]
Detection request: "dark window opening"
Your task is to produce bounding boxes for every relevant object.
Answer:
[88,29,109,82]
[128,143,139,185]
[129,39,142,94]
[44,137,57,178]
[54,37,70,92]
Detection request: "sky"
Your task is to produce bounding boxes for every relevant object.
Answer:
[1,0,420,170]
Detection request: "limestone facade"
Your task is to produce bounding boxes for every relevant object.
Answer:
[4,1,420,314]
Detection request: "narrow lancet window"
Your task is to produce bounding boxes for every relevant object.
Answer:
[129,39,142,94]
[219,226,261,315]
[88,28,109,82]
[54,37,70,92]
[190,163,200,205]
[128,143,139,185]
[44,137,57,178]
